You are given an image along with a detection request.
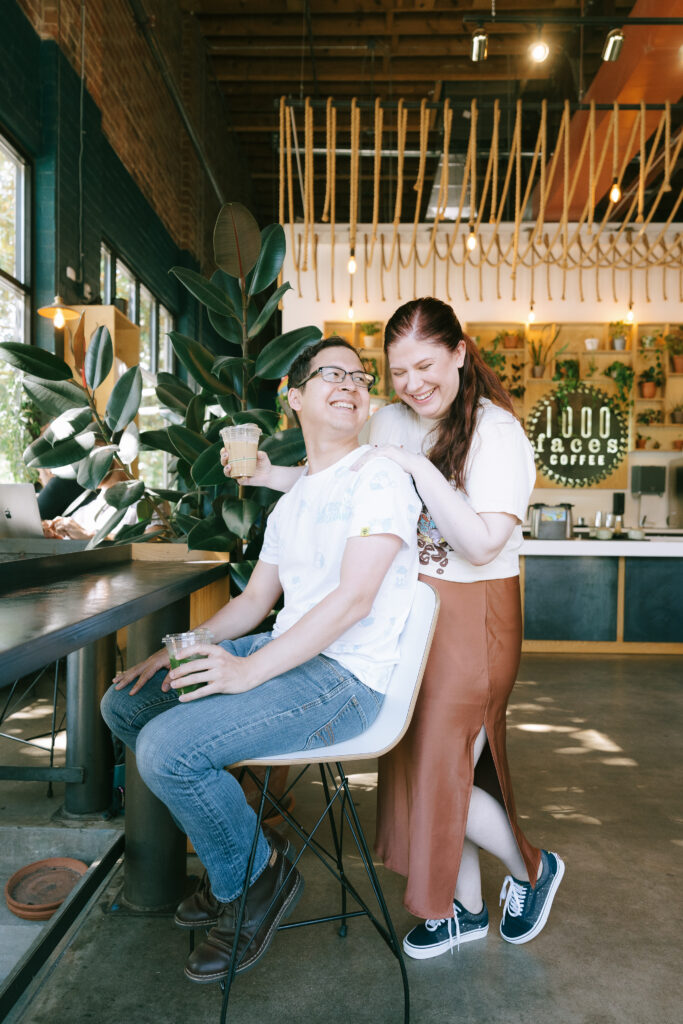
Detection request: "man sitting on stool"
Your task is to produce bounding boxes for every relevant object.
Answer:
[101,337,420,982]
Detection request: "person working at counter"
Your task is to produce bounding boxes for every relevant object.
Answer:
[101,337,420,981]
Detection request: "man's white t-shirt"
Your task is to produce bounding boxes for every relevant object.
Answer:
[367,399,536,583]
[259,446,420,693]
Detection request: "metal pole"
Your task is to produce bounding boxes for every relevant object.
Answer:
[122,598,189,911]
[64,635,116,815]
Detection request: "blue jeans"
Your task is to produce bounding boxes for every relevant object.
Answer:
[100,633,383,902]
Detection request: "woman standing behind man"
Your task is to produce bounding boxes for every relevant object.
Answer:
[358,296,564,959]
[226,298,564,960]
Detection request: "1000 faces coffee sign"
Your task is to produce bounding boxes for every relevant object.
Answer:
[526,383,629,487]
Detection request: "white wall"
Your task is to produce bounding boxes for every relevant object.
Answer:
[281,222,683,527]
[281,222,683,330]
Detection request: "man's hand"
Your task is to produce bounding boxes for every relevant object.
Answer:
[352,444,422,476]
[166,643,253,700]
[220,448,273,486]
[113,648,171,695]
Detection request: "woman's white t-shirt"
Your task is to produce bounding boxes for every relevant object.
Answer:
[366,399,536,583]
[259,446,420,693]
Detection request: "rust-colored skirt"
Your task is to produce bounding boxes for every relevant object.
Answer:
[375,573,541,919]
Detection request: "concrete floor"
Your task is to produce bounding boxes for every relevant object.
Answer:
[1,653,681,1024]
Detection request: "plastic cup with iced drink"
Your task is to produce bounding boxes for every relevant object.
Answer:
[220,423,262,478]
[162,628,214,695]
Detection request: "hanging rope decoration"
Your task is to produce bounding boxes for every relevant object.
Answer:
[277,97,683,304]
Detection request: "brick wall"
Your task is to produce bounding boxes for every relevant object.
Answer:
[13,0,251,268]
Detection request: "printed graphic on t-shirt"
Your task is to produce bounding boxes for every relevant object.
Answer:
[417,505,450,575]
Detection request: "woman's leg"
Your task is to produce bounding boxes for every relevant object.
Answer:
[454,726,529,913]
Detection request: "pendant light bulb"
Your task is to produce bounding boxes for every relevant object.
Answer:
[466,230,478,252]
[626,305,634,324]
[609,181,621,204]
[527,303,536,324]
[529,39,550,64]
[347,250,357,275]
[347,301,355,321]
[54,309,65,330]
[37,294,80,327]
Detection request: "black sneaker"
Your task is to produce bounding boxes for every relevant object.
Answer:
[499,850,565,945]
[403,899,489,960]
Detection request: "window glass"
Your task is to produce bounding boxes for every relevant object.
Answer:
[138,284,154,372]
[100,244,111,304]
[115,259,136,321]
[158,304,174,373]
[0,279,34,482]
[0,138,23,280]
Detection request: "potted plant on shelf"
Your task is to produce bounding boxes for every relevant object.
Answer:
[637,352,665,398]
[665,326,683,372]
[609,321,630,350]
[527,325,566,378]
[670,403,683,424]
[552,358,580,411]
[479,335,506,375]
[604,360,635,410]
[635,433,649,449]
[359,321,382,347]
[496,328,524,350]
[0,202,318,568]
[636,408,664,426]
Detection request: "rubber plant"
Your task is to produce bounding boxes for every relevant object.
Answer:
[0,203,321,565]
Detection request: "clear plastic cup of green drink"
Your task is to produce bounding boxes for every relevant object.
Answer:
[162,628,214,696]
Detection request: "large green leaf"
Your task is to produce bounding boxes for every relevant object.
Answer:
[25,431,95,469]
[156,372,194,413]
[0,342,73,381]
[214,203,261,279]
[185,395,207,434]
[84,325,113,391]
[115,520,154,542]
[105,365,142,434]
[205,414,235,442]
[187,515,237,552]
[146,487,189,503]
[261,428,306,465]
[86,508,128,549]
[221,497,261,538]
[104,480,145,510]
[139,428,178,456]
[232,408,280,435]
[207,307,243,346]
[23,377,89,417]
[169,332,236,396]
[207,271,244,345]
[76,446,117,489]
[228,560,257,592]
[44,406,94,443]
[247,282,291,339]
[249,224,287,296]
[167,424,211,462]
[118,422,140,466]
[218,393,241,417]
[190,441,226,486]
[255,326,323,380]
[170,267,239,319]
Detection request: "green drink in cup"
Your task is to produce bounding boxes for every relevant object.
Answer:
[162,629,214,696]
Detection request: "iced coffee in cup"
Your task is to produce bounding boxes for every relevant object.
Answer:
[162,628,214,695]
[220,423,262,478]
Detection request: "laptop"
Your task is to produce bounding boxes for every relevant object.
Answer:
[0,483,44,539]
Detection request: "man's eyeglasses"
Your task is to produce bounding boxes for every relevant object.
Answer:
[294,365,376,390]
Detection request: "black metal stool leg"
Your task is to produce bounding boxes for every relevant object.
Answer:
[336,763,410,1024]
[319,764,348,936]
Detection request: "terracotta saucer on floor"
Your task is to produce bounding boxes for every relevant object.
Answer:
[5,857,88,921]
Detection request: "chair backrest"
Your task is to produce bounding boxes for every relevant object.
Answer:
[243,579,439,767]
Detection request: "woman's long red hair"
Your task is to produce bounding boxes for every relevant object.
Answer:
[384,297,514,490]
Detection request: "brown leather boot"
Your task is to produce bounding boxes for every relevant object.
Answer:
[174,826,293,929]
[184,848,304,982]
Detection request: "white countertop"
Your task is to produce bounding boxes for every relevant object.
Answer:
[521,538,683,557]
